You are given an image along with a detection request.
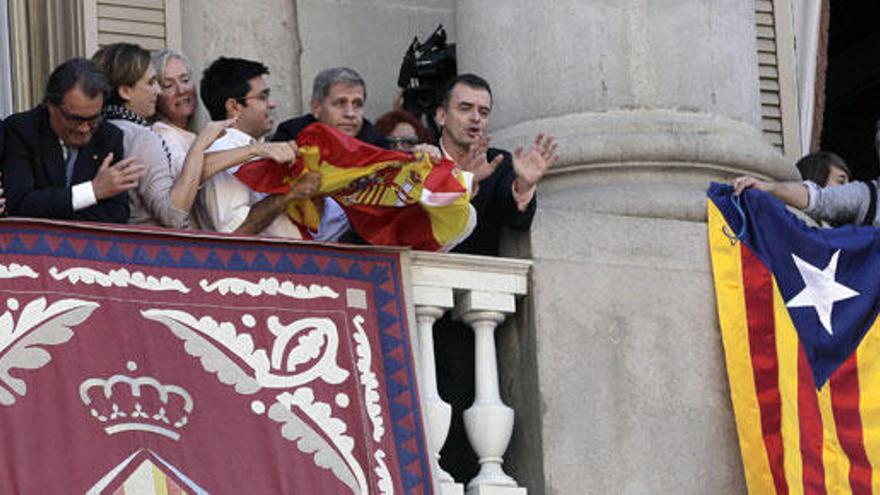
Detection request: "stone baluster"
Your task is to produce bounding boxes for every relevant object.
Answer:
[413,286,462,495]
[456,291,525,495]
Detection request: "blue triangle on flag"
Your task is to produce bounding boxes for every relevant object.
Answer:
[325,259,344,277]
[4,236,27,254]
[401,470,420,490]
[381,332,402,353]
[367,265,390,285]
[384,356,403,375]
[384,369,406,398]
[202,251,225,269]
[178,249,201,268]
[347,262,366,280]
[375,289,395,309]
[80,242,102,260]
[389,400,409,421]
[154,248,175,266]
[131,246,152,264]
[299,257,321,275]
[54,239,78,257]
[709,182,876,387]
[275,254,296,273]
[226,252,248,270]
[105,243,127,263]
[377,310,398,330]
[31,235,53,255]
[251,253,272,271]
[392,423,415,444]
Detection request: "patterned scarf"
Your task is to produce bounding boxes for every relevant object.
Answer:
[103,104,173,170]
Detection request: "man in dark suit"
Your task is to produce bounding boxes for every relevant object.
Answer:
[436,73,558,256]
[432,73,558,481]
[1,58,144,222]
[271,67,389,148]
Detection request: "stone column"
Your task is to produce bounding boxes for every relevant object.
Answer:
[456,1,790,493]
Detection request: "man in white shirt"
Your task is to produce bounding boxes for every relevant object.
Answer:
[195,57,319,236]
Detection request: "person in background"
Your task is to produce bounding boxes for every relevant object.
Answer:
[795,151,851,188]
[272,67,389,148]
[92,43,233,229]
[375,109,432,152]
[151,49,198,173]
[1,58,142,222]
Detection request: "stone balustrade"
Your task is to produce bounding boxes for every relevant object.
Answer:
[406,251,531,495]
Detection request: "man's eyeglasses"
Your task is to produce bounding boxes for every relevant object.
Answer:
[237,91,271,104]
[54,104,102,125]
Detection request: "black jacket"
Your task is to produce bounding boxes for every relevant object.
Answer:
[1,105,129,223]
[271,114,390,149]
[452,148,536,256]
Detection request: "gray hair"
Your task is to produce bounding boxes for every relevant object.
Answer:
[152,49,192,79]
[311,67,366,102]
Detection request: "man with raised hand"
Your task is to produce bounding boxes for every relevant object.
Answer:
[435,73,558,256]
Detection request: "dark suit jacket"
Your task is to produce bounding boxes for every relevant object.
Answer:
[271,114,390,149]
[452,147,536,256]
[1,105,129,223]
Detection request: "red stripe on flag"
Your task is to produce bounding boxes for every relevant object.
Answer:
[742,246,789,495]
[799,346,827,495]
[830,354,873,494]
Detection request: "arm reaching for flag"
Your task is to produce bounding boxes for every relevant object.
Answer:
[734,175,878,226]
[733,176,809,209]
[233,123,476,250]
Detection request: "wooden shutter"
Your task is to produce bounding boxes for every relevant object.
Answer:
[83,0,181,55]
[755,0,801,159]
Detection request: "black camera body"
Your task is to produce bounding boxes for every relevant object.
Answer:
[397,25,457,139]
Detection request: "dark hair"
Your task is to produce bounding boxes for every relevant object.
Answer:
[44,58,110,105]
[439,73,492,109]
[375,110,433,142]
[91,43,152,106]
[795,151,852,185]
[200,57,269,120]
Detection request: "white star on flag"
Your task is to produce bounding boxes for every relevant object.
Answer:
[786,250,859,336]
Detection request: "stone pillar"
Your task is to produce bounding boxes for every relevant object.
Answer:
[456,1,791,493]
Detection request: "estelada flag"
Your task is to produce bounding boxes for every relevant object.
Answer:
[234,123,475,251]
[707,182,880,494]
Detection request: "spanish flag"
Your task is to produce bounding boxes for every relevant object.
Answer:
[234,123,475,251]
[708,183,880,494]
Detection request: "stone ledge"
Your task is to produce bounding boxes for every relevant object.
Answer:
[491,109,795,182]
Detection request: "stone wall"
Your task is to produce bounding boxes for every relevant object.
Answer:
[180,0,303,126]
[295,0,455,122]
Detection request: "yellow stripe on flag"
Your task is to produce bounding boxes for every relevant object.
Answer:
[773,280,804,495]
[707,201,777,493]
[857,316,880,493]
[817,382,850,492]
[152,464,169,495]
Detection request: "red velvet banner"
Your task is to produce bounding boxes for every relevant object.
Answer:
[0,219,432,494]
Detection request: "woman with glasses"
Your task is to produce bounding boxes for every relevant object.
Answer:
[92,42,231,228]
[374,110,433,152]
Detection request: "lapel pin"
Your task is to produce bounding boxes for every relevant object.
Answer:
[92,155,98,161]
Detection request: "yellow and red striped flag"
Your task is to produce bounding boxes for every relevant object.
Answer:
[234,123,475,251]
[708,183,880,494]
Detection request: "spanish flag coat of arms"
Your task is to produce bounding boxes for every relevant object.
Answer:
[234,123,475,251]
